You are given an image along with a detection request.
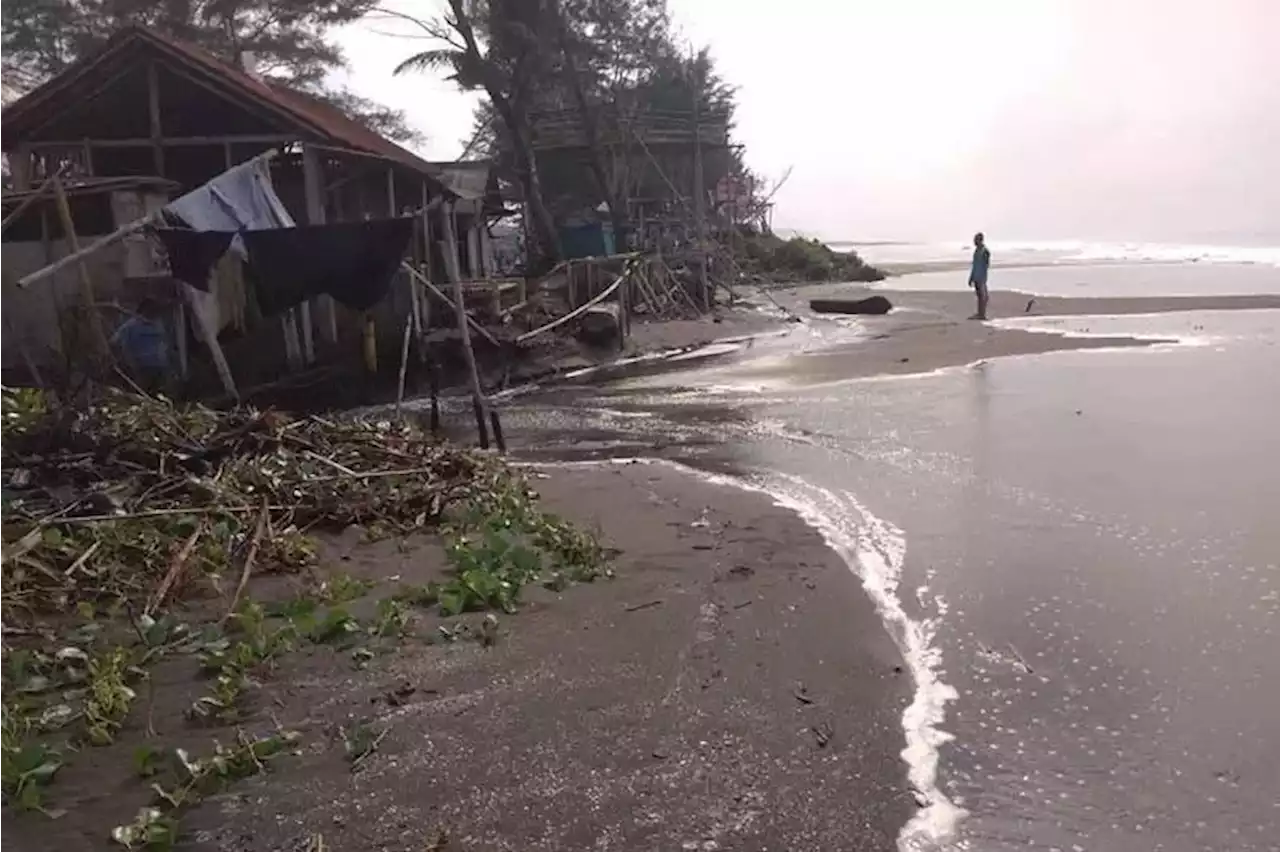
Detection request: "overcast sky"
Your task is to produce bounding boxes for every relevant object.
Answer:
[337,0,1280,245]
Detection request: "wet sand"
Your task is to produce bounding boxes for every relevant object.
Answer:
[193,463,910,851]
[6,463,911,851]
[668,285,1280,386]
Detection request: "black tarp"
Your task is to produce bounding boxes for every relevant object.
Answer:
[243,218,415,316]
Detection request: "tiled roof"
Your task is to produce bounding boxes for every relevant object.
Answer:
[3,26,444,184]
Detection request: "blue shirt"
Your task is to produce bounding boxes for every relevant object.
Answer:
[970,245,991,284]
[112,317,170,370]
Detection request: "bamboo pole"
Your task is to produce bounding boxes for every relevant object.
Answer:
[0,163,69,233]
[444,200,489,448]
[394,315,412,420]
[50,176,110,362]
[17,149,280,290]
[400,262,498,347]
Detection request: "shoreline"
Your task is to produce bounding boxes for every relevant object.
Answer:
[479,286,1280,399]
[201,460,920,850]
[3,435,917,851]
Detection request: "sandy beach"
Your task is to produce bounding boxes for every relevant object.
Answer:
[530,282,1280,393]
[5,462,912,852]
[483,262,1280,852]
[6,269,1277,852]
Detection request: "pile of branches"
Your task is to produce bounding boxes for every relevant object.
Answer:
[1,387,510,622]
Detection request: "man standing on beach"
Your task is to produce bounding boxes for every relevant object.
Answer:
[969,232,991,320]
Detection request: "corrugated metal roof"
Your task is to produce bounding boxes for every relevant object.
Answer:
[2,26,446,187]
[430,161,493,201]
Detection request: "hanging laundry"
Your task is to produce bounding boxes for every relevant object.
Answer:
[153,229,236,292]
[162,155,295,335]
[165,156,295,238]
[243,218,415,316]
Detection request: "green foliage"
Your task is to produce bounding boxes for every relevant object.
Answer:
[339,717,387,767]
[426,470,612,617]
[84,648,137,746]
[110,807,179,850]
[114,729,299,848]
[2,703,62,813]
[741,231,886,284]
[1,387,49,436]
[189,603,297,724]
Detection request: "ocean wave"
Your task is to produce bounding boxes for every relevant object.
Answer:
[837,239,1280,268]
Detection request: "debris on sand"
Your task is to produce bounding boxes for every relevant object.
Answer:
[1,386,611,844]
[3,386,519,620]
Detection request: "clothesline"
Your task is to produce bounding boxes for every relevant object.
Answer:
[516,271,625,344]
[15,149,281,290]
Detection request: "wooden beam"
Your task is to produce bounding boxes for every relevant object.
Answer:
[386,167,397,215]
[10,144,33,191]
[147,61,165,177]
[26,134,296,150]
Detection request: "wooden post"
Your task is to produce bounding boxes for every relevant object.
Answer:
[420,184,434,283]
[298,301,315,364]
[362,313,377,374]
[467,221,481,280]
[445,200,490,448]
[394,316,412,419]
[691,67,710,313]
[619,262,631,344]
[146,61,165,177]
[302,144,338,344]
[11,144,33,191]
[479,220,495,279]
[281,312,302,372]
[420,184,436,337]
[51,177,109,361]
[174,302,189,380]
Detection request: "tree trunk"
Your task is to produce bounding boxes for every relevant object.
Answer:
[548,0,629,244]
[448,0,561,272]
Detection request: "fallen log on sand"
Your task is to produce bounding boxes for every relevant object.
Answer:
[578,302,622,346]
[809,295,893,316]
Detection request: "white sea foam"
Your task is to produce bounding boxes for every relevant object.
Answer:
[524,457,966,850]
[989,313,1221,347]
[759,471,965,852]
[843,238,1280,268]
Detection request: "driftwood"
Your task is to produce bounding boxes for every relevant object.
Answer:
[809,295,893,316]
[578,302,623,346]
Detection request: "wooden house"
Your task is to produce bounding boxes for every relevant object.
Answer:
[1,26,501,387]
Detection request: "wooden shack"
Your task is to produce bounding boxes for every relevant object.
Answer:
[1,176,177,376]
[1,25,500,386]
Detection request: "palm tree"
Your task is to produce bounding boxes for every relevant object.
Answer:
[382,1,562,268]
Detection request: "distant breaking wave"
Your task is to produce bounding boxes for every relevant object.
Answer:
[829,239,1280,269]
